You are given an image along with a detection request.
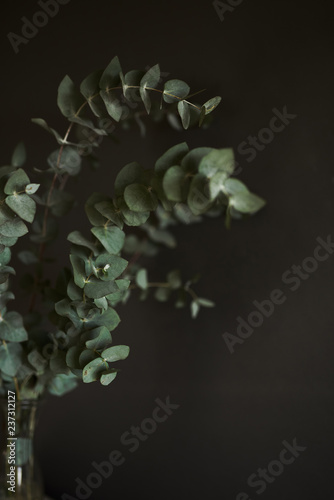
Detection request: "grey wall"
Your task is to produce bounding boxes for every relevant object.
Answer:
[1,0,333,499]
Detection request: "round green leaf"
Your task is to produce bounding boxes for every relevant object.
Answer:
[124,184,158,212]
[101,345,130,362]
[4,168,30,195]
[6,194,36,223]
[162,165,189,202]
[163,79,190,104]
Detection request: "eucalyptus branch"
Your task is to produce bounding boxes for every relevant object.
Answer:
[0,56,266,400]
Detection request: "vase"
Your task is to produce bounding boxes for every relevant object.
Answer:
[0,398,44,500]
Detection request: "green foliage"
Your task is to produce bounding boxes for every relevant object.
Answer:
[0,56,266,401]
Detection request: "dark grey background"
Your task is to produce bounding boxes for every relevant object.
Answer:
[1,0,333,498]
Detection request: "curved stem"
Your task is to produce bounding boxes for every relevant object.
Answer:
[28,82,202,314]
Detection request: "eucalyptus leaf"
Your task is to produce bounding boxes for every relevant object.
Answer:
[177,101,191,129]
[83,357,108,383]
[85,193,109,226]
[69,254,86,289]
[94,201,124,230]
[124,184,158,212]
[11,142,26,167]
[197,298,215,307]
[154,287,171,302]
[47,147,81,176]
[4,168,30,195]
[114,162,144,197]
[100,369,118,386]
[101,345,130,362]
[199,96,222,125]
[84,326,112,351]
[163,165,189,202]
[230,191,266,214]
[6,194,36,223]
[122,69,145,101]
[84,277,119,299]
[139,64,160,114]
[91,226,125,254]
[95,254,128,281]
[48,373,78,396]
[67,231,98,255]
[155,142,189,175]
[57,75,85,119]
[223,178,249,196]
[167,270,182,289]
[80,69,105,117]
[136,268,148,290]
[100,91,123,122]
[99,56,122,90]
[163,79,190,103]
[199,148,235,178]
[0,247,11,266]
[181,147,215,173]
[0,218,28,237]
[191,300,200,319]
[0,343,23,377]
[0,311,28,342]
[25,183,40,195]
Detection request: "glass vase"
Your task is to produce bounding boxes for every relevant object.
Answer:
[0,398,44,500]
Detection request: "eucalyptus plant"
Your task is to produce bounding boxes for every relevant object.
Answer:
[0,56,265,400]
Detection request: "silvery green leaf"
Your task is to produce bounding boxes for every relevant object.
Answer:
[91,226,125,254]
[177,101,190,129]
[100,369,118,386]
[230,191,266,214]
[80,69,105,117]
[223,178,249,196]
[114,162,144,197]
[167,270,182,289]
[101,345,130,362]
[48,373,78,396]
[99,56,122,90]
[67,231,98,255]
[163,79,190,104]
[0,342,23,377]
[11,142,26,167]
[181,147,215,173]
[0,218,28,237]
[100,91,123,122]
[191,300,200,318]
[155,142,189,175]
[136,268,148,290]
[57,75,85,119]
[84,278,119,299]
[154,287,171,302]
[163,165,188,202]
[5,195,36,223]
[124,184,158,212]
[83,357,107,383]
[197,298,215,307]
[25,183,40,195]
[4,168,30,195]
[139,64,160,114]
[199,148,235,178]
[0,311,28,342]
